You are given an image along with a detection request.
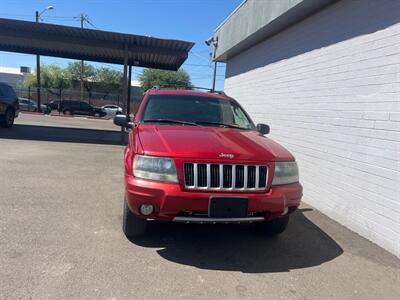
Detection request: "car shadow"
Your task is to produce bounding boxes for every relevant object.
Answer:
[128,208,343,273]
[0,124,126,145]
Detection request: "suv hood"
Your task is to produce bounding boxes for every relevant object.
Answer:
[137,124,294,162]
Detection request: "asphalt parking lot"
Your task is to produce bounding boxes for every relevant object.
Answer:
[1,114,399,299]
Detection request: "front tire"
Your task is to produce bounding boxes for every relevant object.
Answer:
[63,109,72,115]
[123,197,147,237]
[256,215,289,236]
[0,108,15,128]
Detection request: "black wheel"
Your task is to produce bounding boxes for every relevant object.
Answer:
[0,108,15,128]
[256,215,289,236]
[63,109,72,115]
[94,112,101,118]
[123,197,147,237]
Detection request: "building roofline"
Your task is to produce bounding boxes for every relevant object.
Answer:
[214,0,248,33]
[212,0,338,62]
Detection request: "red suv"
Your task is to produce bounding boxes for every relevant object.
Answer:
[114,88,302,237]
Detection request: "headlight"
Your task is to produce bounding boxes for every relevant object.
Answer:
[272,161,299,185]
[133,155,178,183]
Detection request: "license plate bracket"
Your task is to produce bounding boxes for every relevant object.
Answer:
[208,197,248,218]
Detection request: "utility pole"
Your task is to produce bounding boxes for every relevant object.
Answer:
[35,6,54,112]
[212,60,217,92]
[212,37,218,92]
[206,37,218,92]
[80,14,85,101]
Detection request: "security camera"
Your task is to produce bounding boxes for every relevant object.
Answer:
[205,37,216,46]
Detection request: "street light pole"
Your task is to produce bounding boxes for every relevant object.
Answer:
[35,6,54,113]
[35,11,41,112]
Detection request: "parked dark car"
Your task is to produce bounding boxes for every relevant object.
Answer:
[57,100,107,117]
[0,83,19,128]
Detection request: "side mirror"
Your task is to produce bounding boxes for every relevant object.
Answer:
[114,115,132,129]
[257,123,270,135]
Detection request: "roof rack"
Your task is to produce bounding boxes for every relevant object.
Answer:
[149,85,225,95]
[191,86,226,95]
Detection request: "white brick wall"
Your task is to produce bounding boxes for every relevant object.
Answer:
[224,0,400,257]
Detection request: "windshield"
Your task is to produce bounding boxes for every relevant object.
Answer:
[140,95,255,129]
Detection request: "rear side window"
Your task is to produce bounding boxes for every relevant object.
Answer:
[66,101,80,108]
[80,102,91,109]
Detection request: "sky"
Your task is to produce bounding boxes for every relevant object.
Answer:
[0,0,242,91]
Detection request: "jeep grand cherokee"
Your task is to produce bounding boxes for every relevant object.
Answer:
[114,88,302,237]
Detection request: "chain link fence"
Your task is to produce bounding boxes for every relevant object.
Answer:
[15,86,143,114]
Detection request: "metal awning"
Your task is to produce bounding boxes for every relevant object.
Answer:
[0,18,194,70]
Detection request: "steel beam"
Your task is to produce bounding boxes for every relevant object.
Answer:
[127,65,132,119]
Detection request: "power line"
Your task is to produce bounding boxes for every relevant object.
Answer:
[0,13,78,19]
[189,51,212,63]
[85,16,100,30]
[41,16,78,20]
[184,63,225,68]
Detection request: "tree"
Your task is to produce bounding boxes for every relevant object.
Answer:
[95,67,123,98]
[66,63,122,99]
[66,62,96,99]
[139,69,192,91]
[23,64,71,98]
[22,63,124,99]
[66,62,96,85]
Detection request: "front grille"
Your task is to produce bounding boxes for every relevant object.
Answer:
[183,163,268,191]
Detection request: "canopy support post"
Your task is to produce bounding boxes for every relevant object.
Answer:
[121,44,129,142]
[121,44,129,114]
[127,65,132,120]
[36,54,41,112]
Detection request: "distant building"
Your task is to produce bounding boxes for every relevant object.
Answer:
[211,0,400,257]
[0,66,31,88]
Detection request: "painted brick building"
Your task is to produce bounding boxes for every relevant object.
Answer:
[211,0,400,257]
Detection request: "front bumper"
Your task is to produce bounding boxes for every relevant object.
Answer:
[125,176,302,221]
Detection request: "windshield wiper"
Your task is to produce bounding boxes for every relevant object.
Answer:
[143,119,198,126]
[195,121,248,130]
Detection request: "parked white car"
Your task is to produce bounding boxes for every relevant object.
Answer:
[101,105,123,116]
[18,98,50,113]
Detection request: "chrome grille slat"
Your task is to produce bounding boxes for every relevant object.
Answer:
[231,165,236,189]
[243,165,248,189]
[206,164,211,188]
[219,164,223,189]
[193,163,198,188]
[183,163,268,191]
[255,166,259,189]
